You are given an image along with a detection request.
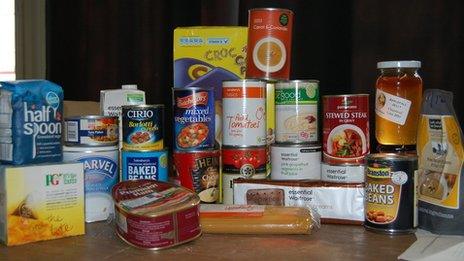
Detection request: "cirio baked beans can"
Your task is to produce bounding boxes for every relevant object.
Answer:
[275,80,319,143]
[246,8,294,80]
[322,94,369,164]
[222,80,267,146]
[121,149,168,182]
[364,153,418,234]
[173,149,220,203]
[112,180,201,250]
[64,116,118,146]
[122,105,164,150]
[173,87,215,150]
[270,143,321,180]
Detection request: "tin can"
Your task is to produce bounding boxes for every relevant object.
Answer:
[270,143,321,180]
[173,149,220,203]
[112,180,201,250]
[222,80,267,146]
[63,145,119,222]
[364,153,418,234]
[121,149,168,182]
[122,105,164,150]
[322,94,369,164]
[173,87,215,150]
[275,80,319,143]
[64,116,118,146]
[321,162,365,183]
[266,80,276,144]
[246,8,294,80]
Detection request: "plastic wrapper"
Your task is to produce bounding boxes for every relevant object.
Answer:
[199,204,320,235]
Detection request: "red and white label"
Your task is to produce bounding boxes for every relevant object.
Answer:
[176,92,209,108]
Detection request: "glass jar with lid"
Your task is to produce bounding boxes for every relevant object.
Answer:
[375,60,423,150]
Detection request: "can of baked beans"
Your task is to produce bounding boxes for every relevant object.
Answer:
[64,115,119,146]
[173,149,220,203]
[173,87,215,150]
[322,94,369,165]
[122,105,164,150]
[246,8,294,80]
[270,143,321,180]
[222,80,267,147]
[275,80,319,143]
[364,153,418,234]
[121,149,169,182]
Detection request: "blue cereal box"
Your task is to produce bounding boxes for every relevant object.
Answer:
[0,80,63,165]
[121,149,168,181]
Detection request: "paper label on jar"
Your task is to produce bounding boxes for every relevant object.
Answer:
[375,89,411,125]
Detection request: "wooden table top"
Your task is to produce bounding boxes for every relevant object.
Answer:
[0,222,416,260]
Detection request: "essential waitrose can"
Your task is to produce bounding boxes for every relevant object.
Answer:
[173,149,220,203]
[63,145,119,223]
[364,153,418,234]
[121,149,168,181]
[246,8,294,80]
[270,143,321,180]
[275,80,319,143]
[122,105,164,150]
[64,116,119,146]
[321,162,365,183]
[173,87,215,150]
[222,80,267,146]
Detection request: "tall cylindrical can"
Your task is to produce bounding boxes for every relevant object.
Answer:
[122,105,164,150]
[222,80,267,147]
[322,94,370,165]
[173,87,215,150]
[246,8,294,80]
[275,80,319,143]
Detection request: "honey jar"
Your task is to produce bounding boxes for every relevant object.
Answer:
[375,61,423,150]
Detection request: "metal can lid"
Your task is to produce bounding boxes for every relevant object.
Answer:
[65,115,118,121]
[271,142,321,149]
[122,104,164,109]
[377,60,421,69]
[63,145,118,152]
[222,79,267,86]
[323,94,370,98]
[249,8,294,14]
[366,152,418,161]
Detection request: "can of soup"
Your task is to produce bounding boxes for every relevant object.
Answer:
[173,149,220,203]
[173,87,215,150]
[121,149,168,182]
[122,105,164,150]
[364,153,418,234]
[222,80,267,147]
[322,94,369,164]
[270,143,321,180]
[246,8,294,80]
[275,80,319,143]
[64,116,119,146]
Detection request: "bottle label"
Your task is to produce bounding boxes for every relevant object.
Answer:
[375,89,411,125]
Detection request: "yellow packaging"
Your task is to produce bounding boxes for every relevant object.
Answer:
[0,162,85,246]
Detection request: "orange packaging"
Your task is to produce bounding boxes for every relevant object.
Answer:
[246,8,294,80]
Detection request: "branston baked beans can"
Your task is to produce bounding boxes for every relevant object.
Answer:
[364,153,418,234]
[246,8,294,80]
[322,94,369,165]
[173,87,215,150]
[173,149,220,203]
[121,149,168,182]
[275,80,319,143]
[270,143,321,180]
[222,80,266,147]
[112,180,201,249]
[122,105,164,150]
[64,116,119,146]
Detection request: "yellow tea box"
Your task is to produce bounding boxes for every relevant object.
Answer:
[0,162,85,246]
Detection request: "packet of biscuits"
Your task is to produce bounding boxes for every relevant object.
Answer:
[417,89,464,235]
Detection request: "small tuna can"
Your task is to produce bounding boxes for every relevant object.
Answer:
[270,143,321,180]
[222,80,267,147]
[173,87,215,150]
[112,180,201,250]
[122,105,164,150]
[64,116,118,146]
[63,145,119,222]
[321,162,365,183]
[275,80,319,143]
[364,153,418,234]
[173,149,220,203]
[121,149,168,181]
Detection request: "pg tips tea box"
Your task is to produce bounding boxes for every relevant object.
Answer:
[0,162,85,246]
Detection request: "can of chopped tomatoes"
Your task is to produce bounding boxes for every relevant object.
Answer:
[246,8,294,80]
[222,80,267,147]
[322,94,370,165]
[122,105,164,150]
[173,87,215,150]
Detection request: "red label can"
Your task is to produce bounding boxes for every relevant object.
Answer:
[221,146,267,177]
[322,94,370,164]
[173,149,220,203]
[246,8,294,80]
